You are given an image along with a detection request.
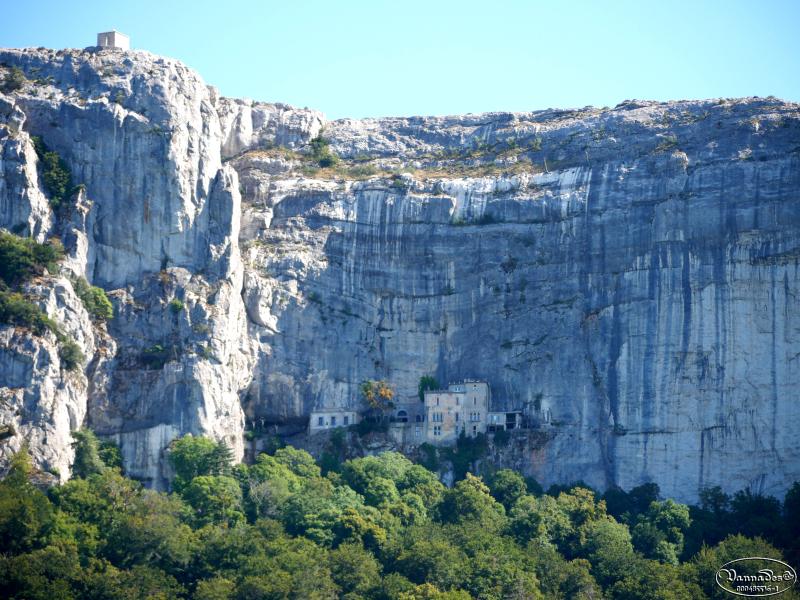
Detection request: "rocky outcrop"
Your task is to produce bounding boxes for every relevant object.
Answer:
[0,95,52,241]
[0,276,97,481]
[0,49,251,487]
[0,47,798,500]
[216,97,323,159]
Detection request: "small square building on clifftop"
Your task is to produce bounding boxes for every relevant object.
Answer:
[97,30,130,50]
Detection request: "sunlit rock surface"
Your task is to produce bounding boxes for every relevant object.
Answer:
[0,47,798,499]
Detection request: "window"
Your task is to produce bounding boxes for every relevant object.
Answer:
[436,397,439,406]
[433,425,442,436]
[473,398,477,405]
[432,412,443,423]
[331,416,336,426]
[344,415,349,426]
[472,425,477,435]
[415,426,421,438]
[318,416,324,426]
[455,412,459,422]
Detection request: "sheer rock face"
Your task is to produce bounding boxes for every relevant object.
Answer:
[0,48,228,288]
[237,100,800,501]
[0,48,799,500]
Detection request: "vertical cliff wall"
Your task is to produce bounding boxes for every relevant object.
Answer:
[235,101,800,501]
[0,47,798,500]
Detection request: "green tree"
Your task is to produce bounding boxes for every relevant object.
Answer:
[181,475,245,527]
[508,495,545,544]
[234,533,339,598]
[333,506,388,551]
[98,439,123,471]
[693,534,790,600]
[684,486,732,558]
[445,432,489,481]
[488,469,528,510]
[580,518,636,587]
[328,542,382,598]
[399,464,445,506]
[167,435,233,491]
[378,573,416,599]
[116,564,185,599]
[0,544,81,600]
[71,429,106,479]
[730,488,782,543]
[49,468,140,533]
[194,576,235,600]
[192,523,270,581]
[280,479,364,546]
[530,545,601,600]
[610,559,705,600]
[243,453,303,520]
[395,535,470,590]
[632,499,691,564]
[783,482,800,567]
[273,446,320,479]
[418,375,439,402]
[398,583,473,600]
[437,473,506,530]
[104,489,197,576]
[0,446,54,553]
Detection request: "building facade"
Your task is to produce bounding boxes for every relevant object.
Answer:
[423,380,490,443]
[97,31,130,50]
[309,410,360,432]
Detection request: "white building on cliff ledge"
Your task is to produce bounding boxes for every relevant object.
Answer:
[97,30,130,50]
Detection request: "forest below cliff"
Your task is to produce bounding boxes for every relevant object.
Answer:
[1,431,798,600]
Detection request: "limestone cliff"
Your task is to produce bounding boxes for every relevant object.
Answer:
[0,47,798,500]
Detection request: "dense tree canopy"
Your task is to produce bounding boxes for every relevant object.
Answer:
[1,431,798,599]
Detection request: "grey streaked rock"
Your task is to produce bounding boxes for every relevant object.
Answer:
[0,47,797,500]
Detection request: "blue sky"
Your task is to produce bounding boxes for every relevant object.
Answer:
[4,0,799,119]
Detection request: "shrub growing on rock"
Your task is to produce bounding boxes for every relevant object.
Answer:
[1,66,26,92]
[73,277,113,321]
[309,134,339,168]
[0,232,63,285]
[31,136,73,209]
